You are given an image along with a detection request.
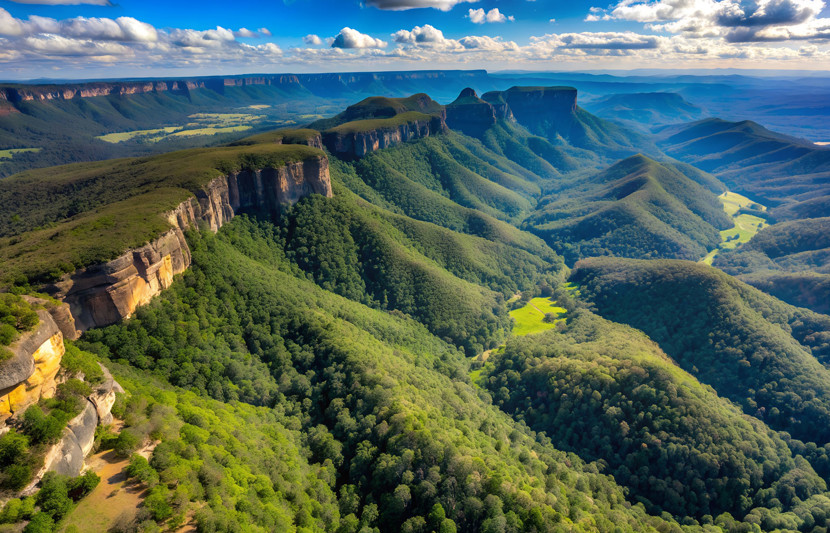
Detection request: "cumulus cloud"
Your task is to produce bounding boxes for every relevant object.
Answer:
[596,0,830,41]
[303,34,323,45]
[468,8,514,23]
[258,27,272,36]
[365,0,477,10]
[331,27,387,48]
[234,28,258,38]
[392,24,446,43]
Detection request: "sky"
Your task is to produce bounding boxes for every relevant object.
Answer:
[0,0,829,79]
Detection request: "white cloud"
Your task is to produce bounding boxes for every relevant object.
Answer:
[0,9,24,36]
[303,34,323,45]
[365,0,477,10]
[331,27,387,48]
[599,0,830,42]
[468,7,513,23]
[234,28,258,38]
[392,24,446,44]
[258,27,272,37]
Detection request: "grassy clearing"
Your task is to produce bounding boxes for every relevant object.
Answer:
[97,127,182,144]
[701,191,767,264]
[0,148,41,159]
[57,450,148,532]
[170,125,252,137]
[96,114,264,144]
[510,297,567,336]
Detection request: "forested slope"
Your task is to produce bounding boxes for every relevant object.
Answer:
[524,155,731,264]
[714,217,830,314]
[571,258,830,444]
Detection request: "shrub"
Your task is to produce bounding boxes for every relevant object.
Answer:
[22,512,54,533]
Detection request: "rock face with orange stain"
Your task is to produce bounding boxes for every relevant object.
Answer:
[46,156,332,332]
[0,309,64,420]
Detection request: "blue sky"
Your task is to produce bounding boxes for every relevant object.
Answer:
[0,0,829,78]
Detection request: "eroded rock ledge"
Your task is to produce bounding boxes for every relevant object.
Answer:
[46,155,332,332]
[322,115,447,159]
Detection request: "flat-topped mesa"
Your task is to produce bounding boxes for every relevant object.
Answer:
[445,88,498,137]
[322,113,447,159]
[230,128,324,151]
[492,86,578,137]
[46,155,331,332]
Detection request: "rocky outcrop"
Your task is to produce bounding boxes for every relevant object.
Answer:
[480,91,515,122]
[494,86,578,138]
[90,363,124,426]
[445,88,498,137]
[46,155,332,331]
[44,400,99,478]
[0,310,63,420]
[322,115,446,159]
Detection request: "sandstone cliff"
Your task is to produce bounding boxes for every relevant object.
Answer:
[0,309,63,420]
[322,114,446,159]
[445,88,498,137]
[494,86,578,138]
[47,156,332,331]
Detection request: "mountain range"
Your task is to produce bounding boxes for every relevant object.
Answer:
[1,73,829,533]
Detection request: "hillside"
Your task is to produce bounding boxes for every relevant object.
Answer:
[584,92,706,130]
[482,309,828,521]
[5,83,830,532]
[571,258,830,445]
[524,154,732,264]
[714,217,830,313]
[657,118,830,217]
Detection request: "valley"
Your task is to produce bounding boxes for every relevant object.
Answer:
[0,69,829,533]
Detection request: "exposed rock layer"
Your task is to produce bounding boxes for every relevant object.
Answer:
[322,115,446,159]
[47,156,332,331]
[0,309,63,420]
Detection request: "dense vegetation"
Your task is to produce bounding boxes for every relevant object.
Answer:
[482,307,830,522]
[714,217,830,313]
[572,258,830,444]
[656,118,830,218]
[75,219,681,532]
[525,155,731,264]
[0,294,39,360]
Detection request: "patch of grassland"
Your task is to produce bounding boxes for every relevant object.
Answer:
[0,148,41,159]
[170,125,252,137]
[58,450,148,533]
[325,111,435,135]
[188,113,264,126]
[96,127,182,144]
[509,297,567,336]
[701,191,767,264]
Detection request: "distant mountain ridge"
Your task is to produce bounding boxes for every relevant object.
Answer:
[657,117,830,218]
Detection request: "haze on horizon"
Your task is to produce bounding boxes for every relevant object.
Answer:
[0,0,829,80]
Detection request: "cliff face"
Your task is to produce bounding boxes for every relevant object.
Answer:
[0,309,64,420]
[0,70,489,104]
[445,88,498,137]
[498,87,578,138]
[47,156,332,331]
[322,116,446,159]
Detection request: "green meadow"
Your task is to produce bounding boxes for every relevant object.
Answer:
[509,297,567,336]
